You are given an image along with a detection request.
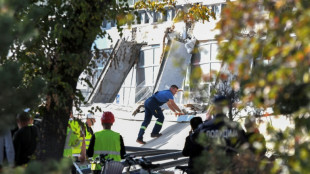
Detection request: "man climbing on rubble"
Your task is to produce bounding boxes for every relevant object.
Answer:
[136,85,184,144]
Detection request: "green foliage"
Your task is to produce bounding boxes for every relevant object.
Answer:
[1,158,72,174]
[216,0,310,113]
[1,0,133,161]
[134,0,176,12]
[134,0,215,23]
[212,0,310,173]
[0,61,45,134]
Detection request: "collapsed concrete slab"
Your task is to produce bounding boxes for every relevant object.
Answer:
[87,39,144,104]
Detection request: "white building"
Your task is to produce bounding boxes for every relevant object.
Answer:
[76,0,228,107]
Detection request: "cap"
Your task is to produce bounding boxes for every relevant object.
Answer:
[212,95,228,104]
[101,111,115,124]
[87,113,95,119]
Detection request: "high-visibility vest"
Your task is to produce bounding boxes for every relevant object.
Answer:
[63,120,80,157]
[91,129,121,171]
[85,126,92,149]
[72,123,93,155]
[71,121,83,155]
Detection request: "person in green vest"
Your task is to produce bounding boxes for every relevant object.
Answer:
[87,111,126,174]
[63,117,80,158]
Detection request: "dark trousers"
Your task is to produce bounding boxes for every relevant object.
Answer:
[137,97,165,140]
[92,170,101,174]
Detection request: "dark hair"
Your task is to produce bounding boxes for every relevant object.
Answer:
[170,85,179,89]
[190,117,203,130]
[17,112,31,123]
[212,95,228,104]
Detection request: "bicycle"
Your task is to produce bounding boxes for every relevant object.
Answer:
[123,155,161,174]
[175,165,190,174]
[90,153,124,174]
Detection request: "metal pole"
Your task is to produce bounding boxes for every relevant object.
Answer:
[144,151,184,162]
[125,146,179,152]
[128,149,180,157]
[153,158,188,171]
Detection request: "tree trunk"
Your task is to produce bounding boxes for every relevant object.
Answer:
[36,95,72,160]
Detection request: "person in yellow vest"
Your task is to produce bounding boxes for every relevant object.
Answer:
[87,111,126,174]
[63,118,81,158]
[71,114,94,156]
[85,113,96,149]
[63,116,87,174]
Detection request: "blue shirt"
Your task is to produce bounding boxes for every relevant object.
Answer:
[153,90,174,103]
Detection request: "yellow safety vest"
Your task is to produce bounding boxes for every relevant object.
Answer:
[63,120,80,157]
[91,129,121,171]
[72,123,93,155]
[85,125,92,149]
[71,121,83,155]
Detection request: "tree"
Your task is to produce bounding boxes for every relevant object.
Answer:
[0,0,217,165]
[0,0,46,134]
[2,0,132,161]
[198,0,310,173]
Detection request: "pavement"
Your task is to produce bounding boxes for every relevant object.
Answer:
[74,103,205,151]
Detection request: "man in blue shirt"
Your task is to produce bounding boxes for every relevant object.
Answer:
[136,85,183,144]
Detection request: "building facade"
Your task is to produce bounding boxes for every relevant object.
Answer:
[78,0,228,106]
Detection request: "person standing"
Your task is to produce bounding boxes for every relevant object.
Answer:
[190,95,246,172]
[13,112,39,166]
[0,130,15,169]
[87,111,126,174]
[136,85,184,144]
[85,113,96,136]
[182,117,203,172]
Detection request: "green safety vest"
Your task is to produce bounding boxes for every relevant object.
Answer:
[91,129,121,171]
[63,120,80,157]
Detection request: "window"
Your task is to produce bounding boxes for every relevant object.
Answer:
[119,45,161,104]
[199,44,211,63]
[211,44,219,61]
[162,10,167,22]
[136,46,160,85]
[110,20,116,27]
[102,20,107,28]
[145,12,149,24]
[190,42,221,101]
[212,5,220,16]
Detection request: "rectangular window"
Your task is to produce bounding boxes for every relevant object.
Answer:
[144,67,153,85]
[145,12,149,24]
[136,12,142,24]
[144,49,154,66]
[153,12,159,22]
[211,62,221,73]
[212,5,220,16]
[154,47,161,65]
[200,63,210,75]
[199,44,211,63]
[162,10,167,22]
[138,51,144,66]
[102,20,107,28]
[211,44,219,61]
